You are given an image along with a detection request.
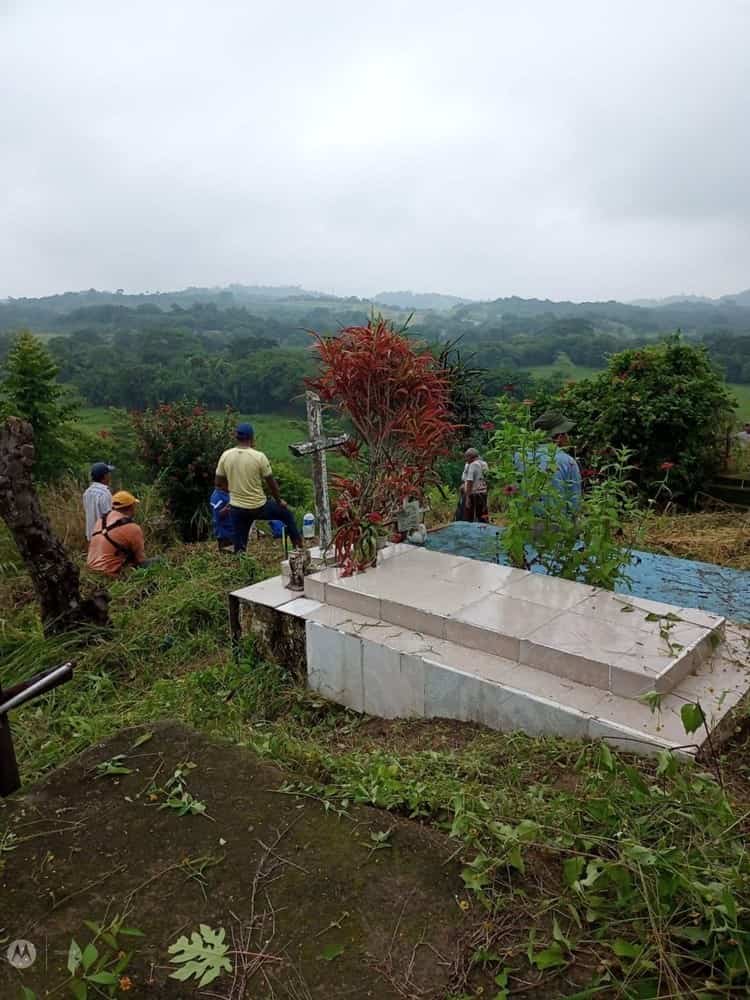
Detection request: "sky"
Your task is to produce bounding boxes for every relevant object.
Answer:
[2,0,749,302]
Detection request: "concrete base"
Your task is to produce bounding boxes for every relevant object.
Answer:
[230,547,750,758]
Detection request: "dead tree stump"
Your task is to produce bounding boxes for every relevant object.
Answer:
[0,417,110,636]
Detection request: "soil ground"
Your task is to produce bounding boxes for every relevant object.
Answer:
[0,723,470,999]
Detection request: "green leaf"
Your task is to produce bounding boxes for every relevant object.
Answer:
[610,938,641,959]
[681,702,705,735]
[318,943,345,961]
[67,939,83,976]
[85,971,118,986]
[672,926,710,944]
[598,743,614,772]
[81,942,98,972]
[20,988,38,1000]
[131,730,154,748]
[168,925,232,987]
[656,750,677,777]
[563,856,585,887]
[531,941,568,970]
[119,927,145,937]
[507,844,525,873]
[69,980,87,1000]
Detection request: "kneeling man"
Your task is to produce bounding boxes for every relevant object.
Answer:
[87,490,154,576]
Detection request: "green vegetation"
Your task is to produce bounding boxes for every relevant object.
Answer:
[2,544,749,998]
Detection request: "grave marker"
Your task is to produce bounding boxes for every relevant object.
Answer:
[289,392,349,554]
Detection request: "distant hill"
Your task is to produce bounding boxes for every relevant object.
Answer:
[631,289,750,309]
[373,291,474,311]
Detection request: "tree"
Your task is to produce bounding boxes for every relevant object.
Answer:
[556,336,736,501]
[0,417,110,635]
[0,331,80,481]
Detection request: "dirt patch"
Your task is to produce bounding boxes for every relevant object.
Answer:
[0,722,471,999]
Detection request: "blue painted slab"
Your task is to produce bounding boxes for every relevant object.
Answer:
[425,521,750,622]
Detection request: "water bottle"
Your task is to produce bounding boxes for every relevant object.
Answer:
[302,512,316,539]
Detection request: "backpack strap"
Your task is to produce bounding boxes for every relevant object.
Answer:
[92,511,136,564]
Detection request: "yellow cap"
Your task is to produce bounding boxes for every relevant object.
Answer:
[112,490,140,509]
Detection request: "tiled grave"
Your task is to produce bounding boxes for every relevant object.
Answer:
[231,544,749,758]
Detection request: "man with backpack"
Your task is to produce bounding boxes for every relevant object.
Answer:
[86,490,156,576]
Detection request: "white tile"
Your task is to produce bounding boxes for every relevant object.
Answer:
[492,688,591,739]
[281,598,323,618]
[609,665,659,699]
[520,640,610,690]
[505,573,597,611]
[445,618,520,660]
[678,607,725,630]
[433,560,525,592]
[305,621,363,712]
[303,575,326,602]
[423,661,483,722]
[232,576,297,607]
[306,604,380,629]
[380,599,446,640]
[528,611,638,662]
[575,592,674,633]
[326,583,381,618]
[455,593,562,639]
[361,639,425,719]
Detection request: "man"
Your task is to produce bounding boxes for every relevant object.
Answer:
[86,490,154,576]
[461,447,489,522]
[530,411,582,512]
[209,485,234,551]
[83,462,115,540]
[735,422,750,446]
[215,423,303,552]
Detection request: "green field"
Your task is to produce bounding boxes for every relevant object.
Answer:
[78,408,349,476]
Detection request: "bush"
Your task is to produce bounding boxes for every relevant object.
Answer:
[487,398,640,589]
[132,402,236,541]
[554,336,736,502]
[271,460,313,512]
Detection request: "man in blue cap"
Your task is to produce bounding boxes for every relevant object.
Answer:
[83,461,115,540]
[215,423,303,552]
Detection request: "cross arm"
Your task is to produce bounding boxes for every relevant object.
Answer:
[288,433,350,458]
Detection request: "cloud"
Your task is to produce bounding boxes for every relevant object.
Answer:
[1,0,748,300]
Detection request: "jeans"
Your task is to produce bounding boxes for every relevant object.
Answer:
[231,501,302,552]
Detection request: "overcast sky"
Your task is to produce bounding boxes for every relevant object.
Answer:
[2,0,749,302]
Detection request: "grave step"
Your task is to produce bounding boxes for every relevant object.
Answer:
[231,577,748,759]
[303,547,724,699]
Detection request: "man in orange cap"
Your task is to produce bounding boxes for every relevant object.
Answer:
[86,490,156,576]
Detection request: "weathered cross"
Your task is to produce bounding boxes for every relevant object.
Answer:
[0,662,74,796]
[288,392,349,554]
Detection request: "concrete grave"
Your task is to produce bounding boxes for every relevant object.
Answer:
[231,545,750,758]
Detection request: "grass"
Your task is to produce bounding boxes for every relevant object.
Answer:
[2,513,750,997]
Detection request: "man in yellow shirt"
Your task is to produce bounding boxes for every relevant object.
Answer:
[215,423,303,552]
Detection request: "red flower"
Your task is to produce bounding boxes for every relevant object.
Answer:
[581,468,598,479]
[521,399,535,407]
[366,512,383,524]
[502,484,519,495]
[660,461,675,471]
[481,421,495,431]
[98,429,110,438]
[502,384,515,392]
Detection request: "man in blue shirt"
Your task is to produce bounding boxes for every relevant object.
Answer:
[209,487,234,551]
[531,411,582,512]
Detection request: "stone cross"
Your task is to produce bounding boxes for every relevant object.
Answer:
[289,392,349,554]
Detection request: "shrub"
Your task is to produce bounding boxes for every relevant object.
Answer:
[488,398,641,589]
[132,402,236,540]
[271,460,313,513]
[554,336,736,502]
[308,316,455,569]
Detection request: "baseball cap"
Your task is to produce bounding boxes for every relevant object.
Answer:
[112,490,140,510]
[91,462,115,481]
[533,411,575,437]
[236,422,254,440]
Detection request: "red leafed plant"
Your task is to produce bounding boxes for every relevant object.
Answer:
[309,317,456,570]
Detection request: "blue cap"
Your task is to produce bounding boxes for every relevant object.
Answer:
[91,462,115,481]
[236,423,254,440]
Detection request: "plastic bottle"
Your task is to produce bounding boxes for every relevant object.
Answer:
[302,512,316,539]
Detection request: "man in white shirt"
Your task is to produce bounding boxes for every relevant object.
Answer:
[461,448,489,522]
[83,462,115,540]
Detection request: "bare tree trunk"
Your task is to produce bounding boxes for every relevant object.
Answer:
[0,417,110,635]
